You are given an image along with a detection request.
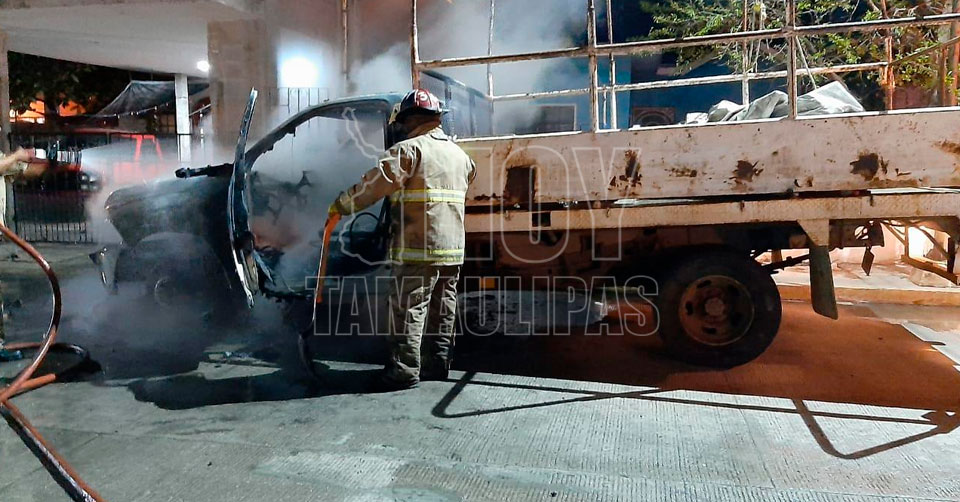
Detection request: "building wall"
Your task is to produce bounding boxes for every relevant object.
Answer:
[207,0,343,150]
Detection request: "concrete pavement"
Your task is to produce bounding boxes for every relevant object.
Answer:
[776,262,960,307]
[0,241,101,304]
[2,252,960,501]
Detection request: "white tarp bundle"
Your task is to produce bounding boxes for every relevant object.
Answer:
[685,81,865,124]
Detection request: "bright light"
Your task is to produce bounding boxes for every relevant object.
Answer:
[280,57,319,88]
[196,60,210,73]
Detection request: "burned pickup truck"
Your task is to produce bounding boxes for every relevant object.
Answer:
[93,72,497,319]
[92,92,407,312]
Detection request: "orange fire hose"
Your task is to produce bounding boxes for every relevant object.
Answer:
[315,214,341,305]
[298,214,340,381]
[0,223,105,502]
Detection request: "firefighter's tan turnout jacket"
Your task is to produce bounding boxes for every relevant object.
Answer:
[333,125,476,266]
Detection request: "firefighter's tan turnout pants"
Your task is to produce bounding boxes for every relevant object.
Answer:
[384,263,460,384]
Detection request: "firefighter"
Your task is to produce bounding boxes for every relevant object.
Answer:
[329,89,476,390]
[0,147,43,362]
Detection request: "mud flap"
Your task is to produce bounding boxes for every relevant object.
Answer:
[861,247,875,276]
[809,245,839,320]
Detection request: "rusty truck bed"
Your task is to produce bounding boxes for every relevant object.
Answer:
[459,107,960,210]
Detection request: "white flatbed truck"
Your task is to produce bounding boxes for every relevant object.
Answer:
[408,0,960,366]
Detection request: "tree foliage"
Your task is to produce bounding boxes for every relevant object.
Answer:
[9,53,132,115]
[639,0,952,93]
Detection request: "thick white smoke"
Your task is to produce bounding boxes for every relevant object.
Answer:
[78,0,594,302]
[349,0,591,133]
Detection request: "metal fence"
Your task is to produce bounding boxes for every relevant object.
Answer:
[262,87,330,115]
[8,133,111,244]
[12,175,94,244]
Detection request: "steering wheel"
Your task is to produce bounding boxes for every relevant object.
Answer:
[346,212,385,263]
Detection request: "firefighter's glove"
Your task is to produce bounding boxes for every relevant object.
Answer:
[328,199,344,217]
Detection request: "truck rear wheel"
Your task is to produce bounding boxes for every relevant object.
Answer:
[656,249,781,368]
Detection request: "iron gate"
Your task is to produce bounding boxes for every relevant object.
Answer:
[9,134,107,244]
[12,182,94,244]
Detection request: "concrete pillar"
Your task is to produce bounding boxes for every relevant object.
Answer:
[207,18,276,152]
[175,74,192,165]
[0,30,12,229]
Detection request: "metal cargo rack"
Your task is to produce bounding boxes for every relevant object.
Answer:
[410,0,960,131]
[408,0,960,287]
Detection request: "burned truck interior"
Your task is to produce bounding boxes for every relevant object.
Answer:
[94,71,494,316]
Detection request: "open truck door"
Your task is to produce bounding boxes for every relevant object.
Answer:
[227,89,260,307]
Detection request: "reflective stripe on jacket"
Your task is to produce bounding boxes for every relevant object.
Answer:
[334,125,476,265]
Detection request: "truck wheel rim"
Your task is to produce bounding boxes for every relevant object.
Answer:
[153,276,179,307]
[677,275,755,347]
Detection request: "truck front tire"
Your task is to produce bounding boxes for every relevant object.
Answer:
[656,248,782,368]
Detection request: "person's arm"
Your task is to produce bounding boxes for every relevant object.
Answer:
[0,155,23,176]
[332,144,420,215]
[0,148,35,177]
